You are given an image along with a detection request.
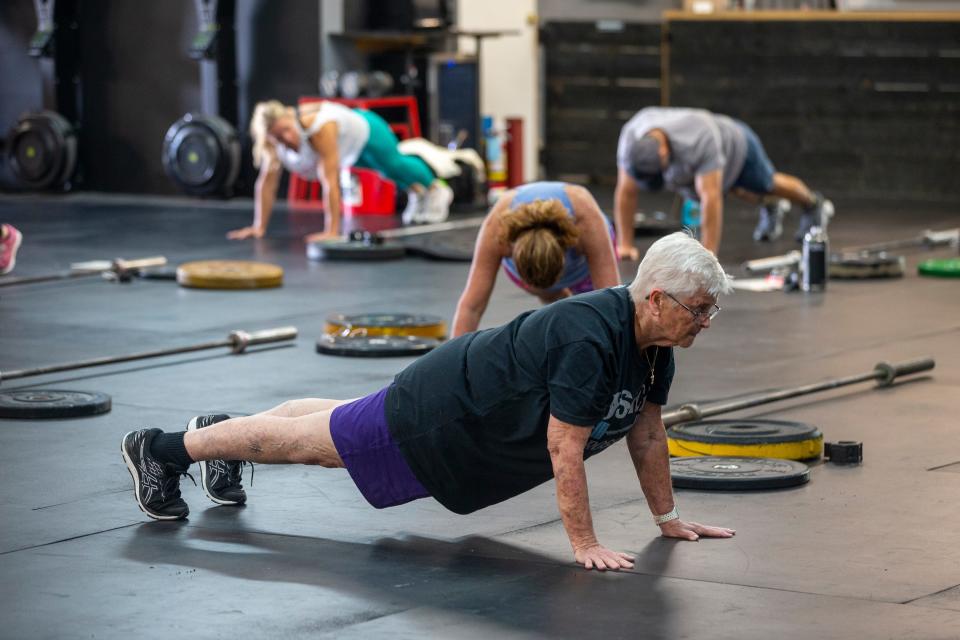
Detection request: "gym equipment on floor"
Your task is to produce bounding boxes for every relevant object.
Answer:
[662,357,935,427]
[0,326,298,384]
[176,260,283,289]
[0,256,168,288]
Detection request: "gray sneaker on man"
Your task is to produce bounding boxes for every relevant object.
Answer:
[795,192,834,241]
[752,199,789,242]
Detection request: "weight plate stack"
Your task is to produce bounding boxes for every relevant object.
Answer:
[324,312,447,339]
[667,419,823,460]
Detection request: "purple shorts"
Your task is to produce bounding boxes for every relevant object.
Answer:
[329,386,430,509]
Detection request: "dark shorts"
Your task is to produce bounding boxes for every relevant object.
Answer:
[732,121,776,195]
[329,386,430,509]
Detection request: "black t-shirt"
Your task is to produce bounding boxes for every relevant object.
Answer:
[385,286,675,514]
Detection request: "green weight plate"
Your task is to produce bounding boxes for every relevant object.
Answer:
[918,258,960,278]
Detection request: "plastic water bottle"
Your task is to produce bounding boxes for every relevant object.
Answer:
[681,198,701,230]
[483,115,506,204]
[801,226,828,292]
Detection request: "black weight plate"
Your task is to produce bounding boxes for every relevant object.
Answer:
[307,240,406,261]
[667,419,821,445]
[136,266,179,281]
[829,253,905,279]
[326,312,445,330]
[671,456,810,491]
[315,335,439,358]
[0,389,112,419]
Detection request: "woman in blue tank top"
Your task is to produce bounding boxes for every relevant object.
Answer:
[451,181,620,337]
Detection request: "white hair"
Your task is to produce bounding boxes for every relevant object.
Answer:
[627,231,733,302]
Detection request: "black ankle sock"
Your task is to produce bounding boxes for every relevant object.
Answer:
[150,431,194,469]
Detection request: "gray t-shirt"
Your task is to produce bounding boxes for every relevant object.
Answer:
[617,107,748,199]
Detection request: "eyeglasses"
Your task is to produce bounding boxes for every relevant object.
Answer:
[661,292,721,323]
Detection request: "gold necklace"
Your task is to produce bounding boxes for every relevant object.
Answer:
[644,346,659,385]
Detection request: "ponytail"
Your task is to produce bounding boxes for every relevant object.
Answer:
[500,198,580,289]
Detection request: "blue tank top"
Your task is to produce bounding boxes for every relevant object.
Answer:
[501,182,590,292]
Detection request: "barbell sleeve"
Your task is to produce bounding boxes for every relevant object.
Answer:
[662,357,935,427]
[873,357,936,387]
[229,326,298,353]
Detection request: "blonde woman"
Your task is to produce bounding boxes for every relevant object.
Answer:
[228,100,453,241]
[451,182,620,337]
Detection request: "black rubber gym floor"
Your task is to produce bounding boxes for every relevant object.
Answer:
[1,192,959,639]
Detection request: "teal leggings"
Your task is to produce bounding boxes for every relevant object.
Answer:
[354,110,436,190]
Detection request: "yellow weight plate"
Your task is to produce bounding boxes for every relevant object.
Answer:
[667,419,823,461]
[176,260,284,290]
[324,312,447,339]
[668,436,823,461]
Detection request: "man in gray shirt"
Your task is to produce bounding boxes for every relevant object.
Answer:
[614,107,833,257]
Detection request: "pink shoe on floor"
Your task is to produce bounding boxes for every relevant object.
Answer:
[0,224,23,275]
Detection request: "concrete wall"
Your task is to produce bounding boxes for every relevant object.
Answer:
[538,0,960,18]
[537,0,679,23]
[457,0,540,181]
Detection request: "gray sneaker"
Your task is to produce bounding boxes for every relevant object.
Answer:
[400,189,423,226]
[753,199,788,242]
[418,183,453,224]
[187,414,249,505]
[796,193,834,241]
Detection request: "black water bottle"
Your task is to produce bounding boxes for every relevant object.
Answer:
[801,226,828,292]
